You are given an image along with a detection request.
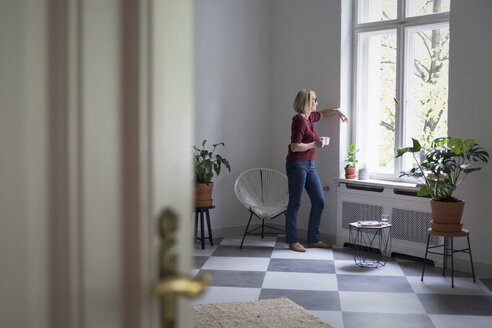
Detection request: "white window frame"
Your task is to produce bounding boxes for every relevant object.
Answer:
[352,0,450,181]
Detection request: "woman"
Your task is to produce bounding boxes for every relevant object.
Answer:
[286,89,349,252]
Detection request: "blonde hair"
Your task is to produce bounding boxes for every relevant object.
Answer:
[293,89,316,114]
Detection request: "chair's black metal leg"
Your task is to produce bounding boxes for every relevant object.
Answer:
[421,233,431,282]
[240,211,254,249]
[200,210,205,250]
[261,219,265,239]
[205,209,213,246]
[466,235,476,283]
[194,210,198,241]
[443,237,447,277]
[451,237,454,288]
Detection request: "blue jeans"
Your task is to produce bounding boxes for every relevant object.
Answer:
[285,160,325,244]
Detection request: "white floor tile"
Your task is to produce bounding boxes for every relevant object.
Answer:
[339,291,426,314]
[202,256,270,271]
[193,244,219,257]
[407,276,492,295]
[220,235,278,247]
[430,314,492,328]
[334,260,405,276]
[191,269,200,277]
[193,286,261,305]
[309,310,344,328]
[272,247,334,260]
[262,272,338,291]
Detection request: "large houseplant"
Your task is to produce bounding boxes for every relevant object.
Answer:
[344,144,359,179]
[396,137,489,231]
[193,140,231,207]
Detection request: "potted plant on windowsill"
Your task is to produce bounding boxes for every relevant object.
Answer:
[358,163,369,180]
[193,140,231,207]
[344,144,359,179]
[396,137,489,232]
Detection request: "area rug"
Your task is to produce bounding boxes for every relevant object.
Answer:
[193,297,334,328]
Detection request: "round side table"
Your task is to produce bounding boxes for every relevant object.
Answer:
[349,222,392,268]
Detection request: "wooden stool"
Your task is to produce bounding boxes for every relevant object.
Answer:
[195,205,215,249]
[421,228,476,288]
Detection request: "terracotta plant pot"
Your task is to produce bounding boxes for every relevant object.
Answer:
[429,199,465,232]
[195,182,214,208]
[345,167,357,179]
[430,220,463,232]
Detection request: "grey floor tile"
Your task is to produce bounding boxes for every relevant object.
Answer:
[343,312,435,328]
[480,278,492,292]
[429,314,492,328]
[211,245,273,258]
[275,235,286,243]
[200,269,265,288]
[267,258,335,274]
[193,237,223,249]
[259,289,340,311]
[194,256,209,269]
[418,294,492,315]
[399,260,471,277]
[337,274,414,293]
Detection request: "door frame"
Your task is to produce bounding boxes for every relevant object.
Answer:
[47,0,194,327]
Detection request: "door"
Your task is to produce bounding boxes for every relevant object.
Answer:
[0,0,197,327]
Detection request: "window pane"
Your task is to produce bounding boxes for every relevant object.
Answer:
[357,31,397,174]
[358,0,397,23]
[406,0,450,17]
[404,25,449,166]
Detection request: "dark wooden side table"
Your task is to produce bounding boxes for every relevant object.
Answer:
[195,205,215,249]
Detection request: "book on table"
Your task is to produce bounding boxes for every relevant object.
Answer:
[357,220,382,226]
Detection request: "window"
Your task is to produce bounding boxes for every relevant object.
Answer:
[353,0,450,179]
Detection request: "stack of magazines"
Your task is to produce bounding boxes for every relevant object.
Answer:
[357,220,382,226]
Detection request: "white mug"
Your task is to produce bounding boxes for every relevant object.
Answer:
[319,136,330,146]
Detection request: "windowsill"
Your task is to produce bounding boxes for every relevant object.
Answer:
[334,177,421,192]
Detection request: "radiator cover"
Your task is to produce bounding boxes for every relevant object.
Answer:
[336,180,439,259]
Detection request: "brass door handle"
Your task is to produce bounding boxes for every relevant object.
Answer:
[156,207,211,328]
[154,274,210,298]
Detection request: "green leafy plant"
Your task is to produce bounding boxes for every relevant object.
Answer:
[396,137,489,202]
[193,140,231,185]
[345,144,359,168]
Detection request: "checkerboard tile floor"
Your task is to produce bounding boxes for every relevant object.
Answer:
[193,235,492,328]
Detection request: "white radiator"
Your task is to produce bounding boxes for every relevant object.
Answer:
[336,179,439,259]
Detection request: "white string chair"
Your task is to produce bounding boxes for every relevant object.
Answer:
[234,168,288,248]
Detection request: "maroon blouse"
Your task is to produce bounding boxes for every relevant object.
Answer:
[286,111,321,161]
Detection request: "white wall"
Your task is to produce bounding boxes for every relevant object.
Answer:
[194,0,273,233]
[271,0,342,242]
[448,0,492,268]
[194,0,342,238]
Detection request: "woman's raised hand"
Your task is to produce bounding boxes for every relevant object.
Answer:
[337,110,349,123]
